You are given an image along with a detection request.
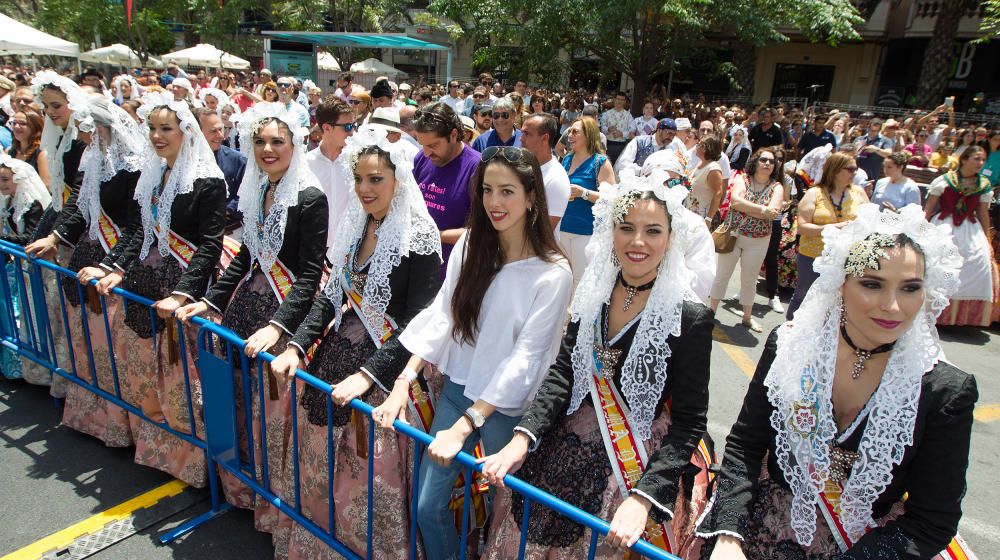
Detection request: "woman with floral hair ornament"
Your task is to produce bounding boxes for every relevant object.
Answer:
[49,96,148,448]
[372,146,572,560]
[698,203,978,559]
[89,90,226,481]
[176,102,328,531]
[923,145,999,326]
[479,172,715,560]
[0,154,50,381]
[267,126,442,559]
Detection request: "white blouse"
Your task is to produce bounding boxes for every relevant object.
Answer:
[399,233,573,416]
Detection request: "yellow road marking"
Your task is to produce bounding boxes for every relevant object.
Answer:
[713,326,756,379]
[974,403,1000,424]
[0,480,187,560]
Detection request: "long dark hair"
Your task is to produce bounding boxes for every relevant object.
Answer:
[450,150,563,344]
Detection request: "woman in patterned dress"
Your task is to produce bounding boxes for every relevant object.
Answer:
[92,91,227,482]
[268,126,442,559]
[177,102,328,532]
[479,171,714,560]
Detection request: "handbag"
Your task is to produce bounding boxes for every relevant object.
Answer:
[712,223,737,253]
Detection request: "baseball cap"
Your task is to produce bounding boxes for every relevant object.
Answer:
[656,118,677,131]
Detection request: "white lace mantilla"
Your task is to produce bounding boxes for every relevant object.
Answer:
[32,71,92,212]
[324,126,441,332]
[134,91,223,259]
[235,102,319,272]
[566,169,701,441]
[76,98,151,242]
[0,153,52,233]
[198,88,230,116]
[113,75,141,105]
[764,203,962,546]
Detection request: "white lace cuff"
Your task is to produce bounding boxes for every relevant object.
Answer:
[268,319,292,336]
[359,366,388,393]
[693,529,744,542]
[170,290,196,303]
[513,427,541,452]
[201,297,223,314]
[53,229,75,248]
[630,489,673,520]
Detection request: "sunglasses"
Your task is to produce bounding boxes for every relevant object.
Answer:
[265,88,277,93]
[328,122,357,132]
[491,112,510,120]
[473,94,485,99]
[482,146,526,163]
[277,82,292,88]
[757,157,776,165]
[844,166,858,173]
[348,99,363,105]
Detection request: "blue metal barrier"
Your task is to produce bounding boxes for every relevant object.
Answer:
[0,240,231,543]
[0,240,680,560]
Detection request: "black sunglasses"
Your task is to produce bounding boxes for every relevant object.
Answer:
[328,122,356,132]
[482,146,526,163]
[491,111,510,120]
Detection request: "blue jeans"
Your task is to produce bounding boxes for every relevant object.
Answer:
[786,253,818,320]
[416,378,521,560]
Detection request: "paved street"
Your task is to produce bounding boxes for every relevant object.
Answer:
[0,273,997,559]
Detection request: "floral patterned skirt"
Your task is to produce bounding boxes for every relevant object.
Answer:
[484,403,711,560]
[216,269,289,533]
[273,311,417,560]
[61,238,132,448]
[777,213,799,291]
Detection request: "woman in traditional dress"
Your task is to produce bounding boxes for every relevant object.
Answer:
[23,72,90,398]
[373,146,573,560]
[91,91,226,479]
[479,171,715,560]
[699,203,977,559]
[113,75,141,107]
[0,154,50,380]
[176,102,328,531]
[268,126,442,559]
[923,145,998,327]
[46,97,147,448]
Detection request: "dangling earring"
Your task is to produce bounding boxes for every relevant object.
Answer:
[611,251,621,268]
[529,206,537,227]
[839,302,846,326]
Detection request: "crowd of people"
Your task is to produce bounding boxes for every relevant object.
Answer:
[0,61,991,560]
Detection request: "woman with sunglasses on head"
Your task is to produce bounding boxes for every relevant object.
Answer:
[710,148,785,332]
[481,170,714,560]
[88,91,226,475]
[372,146,572,560]
[699,204,978,560]
[786,152,869,319]
[49,97,149,449]
[268,127,442,559]
[176,102,328,532]
[7,109,51,188]
[560,118,616,287]
[924,145,998,327]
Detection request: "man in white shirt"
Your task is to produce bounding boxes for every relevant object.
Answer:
[599,91,637,165]
[520,113,571,231]
[333,72,355,103]
[367,106,419,160]
[303,97,356,259]
[276,76,310,128]
[440,80,465,113]
[685,133,732,179]
[669,117,692,156]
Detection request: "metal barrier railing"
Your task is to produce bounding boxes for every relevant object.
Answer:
[0,239,679,560]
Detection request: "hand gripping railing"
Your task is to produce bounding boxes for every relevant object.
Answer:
[0,239,680,559]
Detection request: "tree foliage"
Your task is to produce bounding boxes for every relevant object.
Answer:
[429,0,864,95]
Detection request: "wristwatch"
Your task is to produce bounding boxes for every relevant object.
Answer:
[463,407,486,430]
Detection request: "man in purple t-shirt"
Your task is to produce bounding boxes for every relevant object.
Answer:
[412,103,482,271]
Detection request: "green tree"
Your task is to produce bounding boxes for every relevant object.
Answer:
[31,0,173,64]
[915,0,980,108]
[429,0,863,108]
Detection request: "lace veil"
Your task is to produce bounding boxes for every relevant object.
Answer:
[0,153,53,233]
[76,96,152,242]
[113,75,141,105]
[323,127,441,332]
[134,91,223,259]
[764,203,962,545]
[565,168,702,440]
[235,102,319,272]
[198,88,230,116]
[31,71,92,212]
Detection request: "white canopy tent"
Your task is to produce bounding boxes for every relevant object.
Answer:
[317,51,340,71]
[349,58,408,90]
[161,43,250,70]
[0,13,79,58]
[81,43,164,69]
